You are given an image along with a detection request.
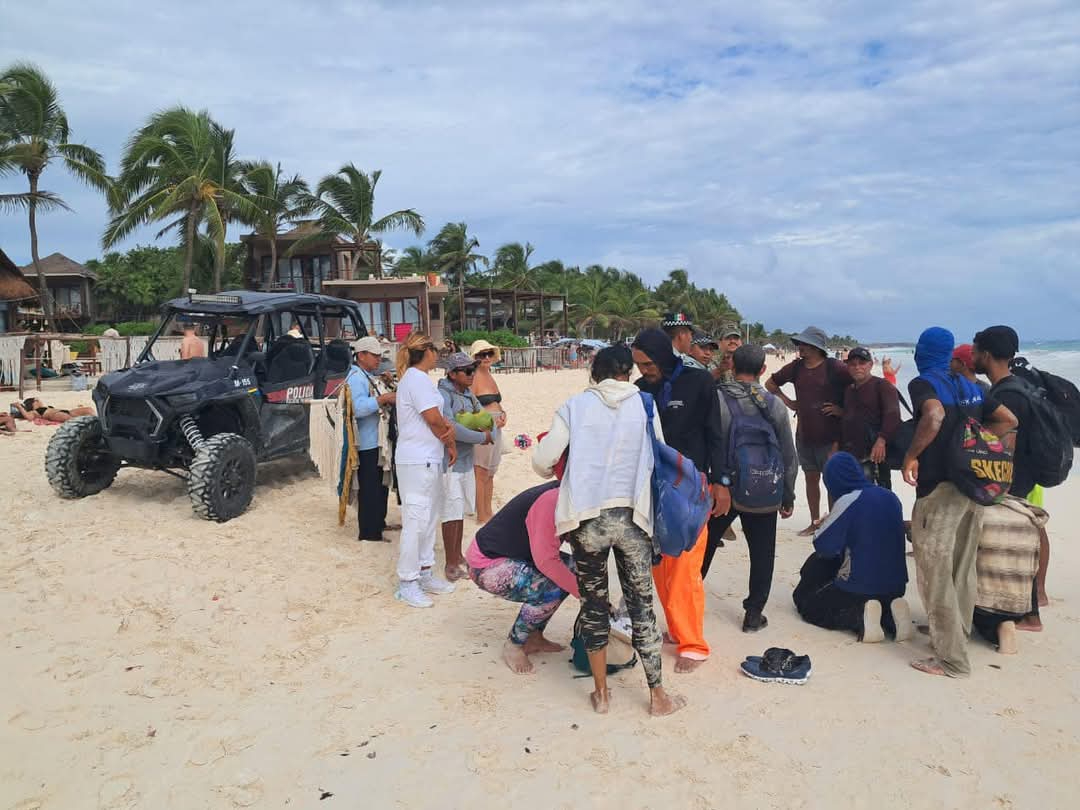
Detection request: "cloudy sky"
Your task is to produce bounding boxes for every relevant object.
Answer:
[2,1,1078,341]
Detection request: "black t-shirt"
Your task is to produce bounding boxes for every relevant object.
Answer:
[636,366,725,484]
[909,378,1002,498]
[989,376,1034,498]
[475,481,559,564]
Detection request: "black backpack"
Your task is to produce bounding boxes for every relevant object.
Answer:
[994,374,1074,488]
[1010,357,1080,447]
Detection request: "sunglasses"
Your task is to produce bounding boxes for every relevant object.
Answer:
[475,350,496,359]
[454,366,478,375]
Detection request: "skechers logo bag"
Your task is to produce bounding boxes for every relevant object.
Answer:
[950,415,1013,505]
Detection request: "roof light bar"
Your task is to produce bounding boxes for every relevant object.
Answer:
[188,293,242,305]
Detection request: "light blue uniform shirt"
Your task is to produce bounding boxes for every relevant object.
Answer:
[346,364,381,451]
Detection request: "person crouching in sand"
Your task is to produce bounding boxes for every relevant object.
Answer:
[466,482,575,673]
[534,346,685,717]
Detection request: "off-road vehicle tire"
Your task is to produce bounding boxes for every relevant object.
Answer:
[187,432,257,522]
[45,415,121,499]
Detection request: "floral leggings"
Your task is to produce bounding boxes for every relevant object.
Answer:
[567,508,663,688]
[471,555,572,645]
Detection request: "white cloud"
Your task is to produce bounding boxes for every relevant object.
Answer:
[1,0,1078,340]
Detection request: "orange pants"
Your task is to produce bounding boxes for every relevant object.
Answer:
[652,523,710,661]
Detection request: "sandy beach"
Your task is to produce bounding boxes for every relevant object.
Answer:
[2,363,1079,809]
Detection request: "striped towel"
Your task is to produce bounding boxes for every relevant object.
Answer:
[976,495,1048,615]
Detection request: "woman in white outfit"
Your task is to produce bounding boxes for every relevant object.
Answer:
[394,332,459,608]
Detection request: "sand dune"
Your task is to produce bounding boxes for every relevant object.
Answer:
[2,367,1078,809]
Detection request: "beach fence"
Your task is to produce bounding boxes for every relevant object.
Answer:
[495,346,570,373]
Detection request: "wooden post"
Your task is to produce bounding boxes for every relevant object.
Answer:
[17,341,25,399]
[561,294,568,337]
[486,287,493,332]
[511,289,518,336]
[35,337,42,392]
[125,336,131,368]
[539,291,545,343]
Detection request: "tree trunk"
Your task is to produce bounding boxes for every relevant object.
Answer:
[266,228,277,291]
[213,223,226,293]
[27,173,53,327]
[181,203,198,292]
[351,246,363,280]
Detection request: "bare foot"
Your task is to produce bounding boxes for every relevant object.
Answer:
[649,689,687,717]
[1017,616,1043,632]
[997,621,1018,654]
[797,522,820,537]
[445,564,470,582]
[674,656,704,673]
[590,689,610,714]
[522,631,565,654]
[502,640,534,674]
[1038,591,1049,608]
[910,657,947,676]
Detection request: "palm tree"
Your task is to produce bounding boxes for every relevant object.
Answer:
[570,275,610,337]
[104,107,263,293]
[393,245,433,277]
[429,222,487,287]
[295,164,423,279]
[0,62,109,325]
[604,288,660,341]
[491,241,538,290]
[240,161,309,290]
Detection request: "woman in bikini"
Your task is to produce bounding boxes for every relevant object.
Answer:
[469,339,507,524]
[11,398,94,424]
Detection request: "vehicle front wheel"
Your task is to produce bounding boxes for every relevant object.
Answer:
[45,415,121,498]
[187,433,257,522]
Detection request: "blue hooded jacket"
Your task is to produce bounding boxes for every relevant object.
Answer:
[813,452,908,596]
[913,326,984,408]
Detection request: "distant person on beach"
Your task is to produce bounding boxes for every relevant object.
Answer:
[703,345,797,633]
[347,336,396,543]
[438,352,493,581]
[466,482,573,674]
[837,347,901,489]
[902,327,1016,677]
[393,332,458,608]
[662,312,702,370]
[633,328,727,667]
[881,356,901,387]
[793,452,911,642]
[534,345,685,715]
[180,322,206,360]
[950,344,990,395]
[767,326,854,536]
[11,398,93,424]
[973,325,1050,628]
[470,339,507,524]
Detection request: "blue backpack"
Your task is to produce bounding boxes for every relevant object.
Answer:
[640,392,712,557]
[720,388,784,513]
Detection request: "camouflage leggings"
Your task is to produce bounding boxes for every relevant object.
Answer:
[568,508,663,688]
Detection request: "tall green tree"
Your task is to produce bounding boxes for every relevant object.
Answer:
[240,161,309,290]
[569,275,610,337]
[104,107,262,293]
[491,241,538,290]
[604,287,660,340]
[392,245,433,277]
[429,222,487,287]
[295,164,423,279]
[0,62,109,325]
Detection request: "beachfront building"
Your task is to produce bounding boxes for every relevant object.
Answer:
[241,222,449,342]
[0,248,38,334]
[15,252,97,329]
[460,286,569,339]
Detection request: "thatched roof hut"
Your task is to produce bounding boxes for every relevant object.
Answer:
[0,248,37,302]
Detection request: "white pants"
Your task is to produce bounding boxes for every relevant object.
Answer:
[396,462,445,582]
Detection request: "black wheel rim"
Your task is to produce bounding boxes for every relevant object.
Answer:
[218,454,252,504]
[77,435,114,485]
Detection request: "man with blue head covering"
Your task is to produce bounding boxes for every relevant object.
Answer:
[793,453,910,642]
[902,327,1017,677]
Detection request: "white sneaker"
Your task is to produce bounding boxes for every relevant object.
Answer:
[396,580,433,608]
[610,613,634,644]
[419,571,456,595]
[861,601,885,643]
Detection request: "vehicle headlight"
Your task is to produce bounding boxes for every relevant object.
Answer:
[166,393,198,407]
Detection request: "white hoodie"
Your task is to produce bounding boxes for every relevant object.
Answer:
[533,378,665,536]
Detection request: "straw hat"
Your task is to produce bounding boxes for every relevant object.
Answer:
[469,339,502,363]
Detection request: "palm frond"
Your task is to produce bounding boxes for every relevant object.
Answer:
[0,189,71,214]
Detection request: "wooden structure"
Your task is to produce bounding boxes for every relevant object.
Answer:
[321,275,449,342]
[16,253,97,327]
[0,248,38,333]
[240,220,381,292]
[461,286,569,338]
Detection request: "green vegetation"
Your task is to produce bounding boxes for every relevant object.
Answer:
[451,329,528,349]
[0,62,109,325]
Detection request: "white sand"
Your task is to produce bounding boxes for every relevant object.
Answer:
[2,367,1078,809]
